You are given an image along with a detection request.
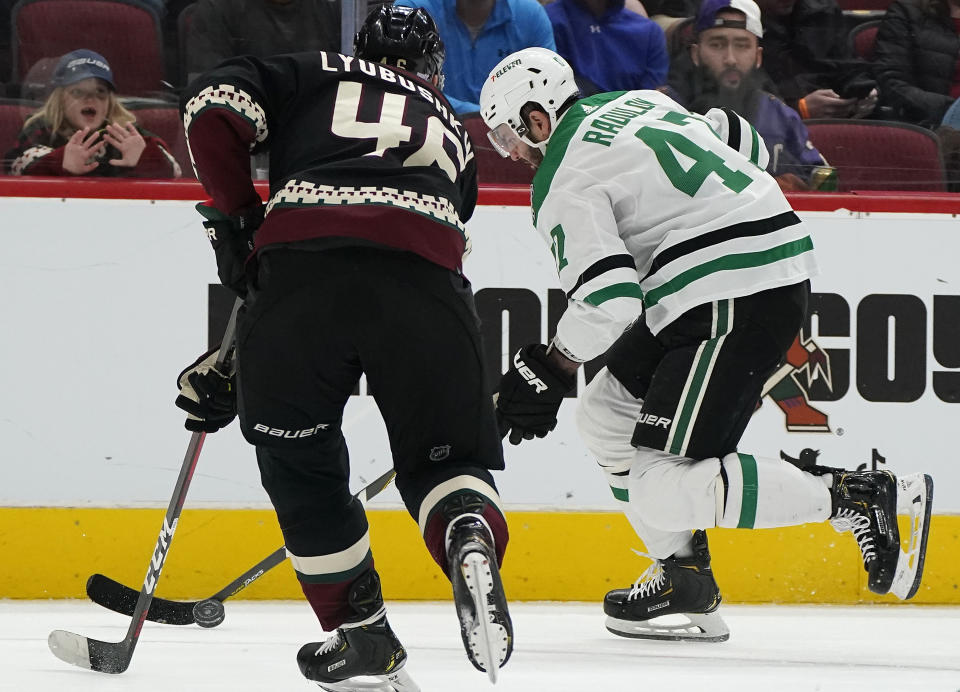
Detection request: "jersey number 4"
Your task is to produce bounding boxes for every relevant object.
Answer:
[331,81,471,182]
[635,112,753,197]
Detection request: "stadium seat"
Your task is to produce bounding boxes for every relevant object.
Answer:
[123,98,193,177]
[12,0,166,97]
[0,98,39,168]
[805,119,946,191]
[848,20,881,61]
[461,113,535,185]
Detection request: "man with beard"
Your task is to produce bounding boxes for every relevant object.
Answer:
[666,0,829,189]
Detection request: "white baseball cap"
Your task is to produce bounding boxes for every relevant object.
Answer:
[695,0,764,39]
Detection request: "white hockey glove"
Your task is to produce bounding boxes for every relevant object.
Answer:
[175,346,236,432]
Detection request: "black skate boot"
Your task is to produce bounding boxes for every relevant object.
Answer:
[297,569,418,692]
[443,494,513,683]
[783,454,933,600]
[604,530,729,642]
[829,469,902,596]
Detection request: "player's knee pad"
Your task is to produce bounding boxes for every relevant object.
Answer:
[576,368,645,473]
[628,448,722,532]
[598,461,692,558]
[716,452,832,529]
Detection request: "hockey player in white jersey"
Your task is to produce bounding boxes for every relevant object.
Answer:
[480,47,933,641]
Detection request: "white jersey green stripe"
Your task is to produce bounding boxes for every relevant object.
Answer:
[531,90,818,358]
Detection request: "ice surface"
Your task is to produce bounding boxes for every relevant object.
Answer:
[1,600,958,691]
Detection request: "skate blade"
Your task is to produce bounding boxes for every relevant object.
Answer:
[890,473,934,601]
[605,611,730,643]
[315,667,420,692]
[460,551,510,683]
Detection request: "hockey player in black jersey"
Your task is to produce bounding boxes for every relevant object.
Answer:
[478,47,933,643]
[174,7,512,689]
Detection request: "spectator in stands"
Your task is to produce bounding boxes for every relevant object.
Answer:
[547,0,669,94]
[645,0,698,41]
[186,0,341,81]
[755,0,877,119]
[666,0,828,189]
[874,0,960,127]
[4,50,181,177]
[394,0,555,113]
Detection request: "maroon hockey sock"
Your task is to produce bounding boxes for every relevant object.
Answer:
[297,557,376,631]
[423,501,508,573]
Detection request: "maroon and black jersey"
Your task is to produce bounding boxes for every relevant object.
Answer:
[181,51,478,272]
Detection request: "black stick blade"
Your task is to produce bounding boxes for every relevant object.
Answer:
[48,630,130,674]
[86,574,197,626]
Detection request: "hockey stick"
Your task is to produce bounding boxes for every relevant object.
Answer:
[85,467,397,627]
[47,298,243,674]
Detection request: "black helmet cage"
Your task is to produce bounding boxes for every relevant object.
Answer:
[354,6,446,89]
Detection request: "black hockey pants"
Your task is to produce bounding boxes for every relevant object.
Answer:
[234,247,504,560]
[606,281,810,460]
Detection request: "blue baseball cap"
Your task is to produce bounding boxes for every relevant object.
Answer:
[51,49,115,90]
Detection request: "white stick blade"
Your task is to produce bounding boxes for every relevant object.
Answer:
[48,630,92,670]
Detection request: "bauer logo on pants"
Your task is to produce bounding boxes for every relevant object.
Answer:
[637,413,671,429]
[252,422,330,439]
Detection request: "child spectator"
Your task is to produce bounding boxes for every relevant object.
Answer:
[666,0,829,189]
[394,0,555,113]
[547,0,669,94]
[874,0,960,128]
[4,50,181,177]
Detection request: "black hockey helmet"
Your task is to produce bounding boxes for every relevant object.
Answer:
[354,5,445,88]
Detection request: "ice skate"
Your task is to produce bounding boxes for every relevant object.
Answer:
[446,509,513,682]
[829,469,933,600]
[604,530,729,642]
[297,570,419,692]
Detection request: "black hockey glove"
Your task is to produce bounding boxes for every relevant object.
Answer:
[495,344,576,445]
[175,346,237,432]
[196,201,263,299]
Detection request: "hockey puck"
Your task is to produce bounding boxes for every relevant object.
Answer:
[192,599,226,628]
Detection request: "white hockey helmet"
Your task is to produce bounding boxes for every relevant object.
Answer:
[479,47,579,154]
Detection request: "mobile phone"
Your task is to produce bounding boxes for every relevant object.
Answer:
[839,79,876,100]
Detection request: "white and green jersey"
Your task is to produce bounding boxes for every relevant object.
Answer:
[532,89,818,361]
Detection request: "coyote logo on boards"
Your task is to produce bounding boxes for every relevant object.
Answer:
[760,332,833,433]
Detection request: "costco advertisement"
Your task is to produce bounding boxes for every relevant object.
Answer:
[2,199,958,511]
